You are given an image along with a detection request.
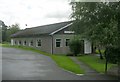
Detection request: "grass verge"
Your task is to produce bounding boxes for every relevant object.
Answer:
[51,55,84,74]
[1,44,50,56]
[1,43,84,74]
[77,55,116,73]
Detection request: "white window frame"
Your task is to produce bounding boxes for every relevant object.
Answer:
[29,40,33,46]
[18,40,21,45]
[36,39,42,47]
[55,38,62,47]
[23,40,27,46]
[16,40,19,45]
[65,39,70,46]
[29,41,31,46]
[11,39,14,45]
[17,40,19,45]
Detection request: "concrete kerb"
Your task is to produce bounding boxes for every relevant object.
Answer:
[60,67,85,76]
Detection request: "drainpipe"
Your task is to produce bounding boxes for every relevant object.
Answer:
[51,35,53,54]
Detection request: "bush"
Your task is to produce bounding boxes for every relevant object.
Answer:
[69,38,81,56]
[105,46,120,64]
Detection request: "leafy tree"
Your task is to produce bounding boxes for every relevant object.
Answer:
[6,23,20,42]
[69,38,82,56]
[70,2,119,56]
[104,46,120,73]
[0,20,7,42]
[70,2,120,72]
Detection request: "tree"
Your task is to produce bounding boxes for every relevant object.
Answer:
[0,20,7,42]
[69,38,82,56]
[0,21,20,42]
[6,23,20,42]
[70,2,119,52]
[70,2,120,72]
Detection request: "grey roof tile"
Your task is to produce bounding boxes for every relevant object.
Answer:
[11,21,72,38]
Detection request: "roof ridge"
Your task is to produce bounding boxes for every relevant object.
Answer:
[25,21,72,29]
[11,21,73,38]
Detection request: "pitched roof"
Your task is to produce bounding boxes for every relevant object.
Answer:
[11,21,72,38]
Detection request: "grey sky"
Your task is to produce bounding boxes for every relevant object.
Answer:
[0,0,72,29]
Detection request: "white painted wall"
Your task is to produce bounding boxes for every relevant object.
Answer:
[84,40,92,54]
[11,39,14,45]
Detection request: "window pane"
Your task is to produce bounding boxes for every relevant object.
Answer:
[38,42,41,46]
[66,39,70,46]
[56,42,60,47]
[24,41,26,45]
[30,41,33,46]
[19,41,21,45]
[15,41,16,44]
[56,39,61,47]
[37,40,41,46]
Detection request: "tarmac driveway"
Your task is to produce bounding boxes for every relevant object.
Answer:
[2,47,81,80]
[2,47,118,80]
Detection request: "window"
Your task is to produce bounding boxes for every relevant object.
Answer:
[11,39,14,45]
[23,41,27,46]
[66,39,70,46]
[36,39,41,47]
[55,39,61,47]
[14,41,16,45]
[18,40,21,45]
[30,40,33,46]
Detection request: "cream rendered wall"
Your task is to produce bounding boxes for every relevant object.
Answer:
[84,39,92,54]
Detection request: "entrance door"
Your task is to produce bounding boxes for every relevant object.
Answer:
[80,40,84,54]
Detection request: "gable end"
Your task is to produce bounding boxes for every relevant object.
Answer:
[49,23,73,35]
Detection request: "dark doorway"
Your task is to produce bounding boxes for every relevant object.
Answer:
[80,40,84,54]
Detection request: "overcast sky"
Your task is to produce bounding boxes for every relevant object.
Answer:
[0,0,72,29]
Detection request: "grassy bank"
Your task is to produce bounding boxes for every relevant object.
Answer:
[1,44,50,56]
[51,55,84,74]
[1,43,84,74]
[77,55,116,73]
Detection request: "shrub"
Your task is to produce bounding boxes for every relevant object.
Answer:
[105,46,120,64]
[69,38,81,56]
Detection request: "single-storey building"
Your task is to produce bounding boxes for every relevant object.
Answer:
[11,21,92,54]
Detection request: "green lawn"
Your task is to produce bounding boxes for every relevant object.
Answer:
[1,43,84,74]
[77,55,116,73]
[51,55,84,74]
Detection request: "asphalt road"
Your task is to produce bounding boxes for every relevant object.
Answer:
[2,47,118,80]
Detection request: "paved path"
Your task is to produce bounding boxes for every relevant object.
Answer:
[70,57,118,79]
[2,47,118,80]
[70,57,99,75]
